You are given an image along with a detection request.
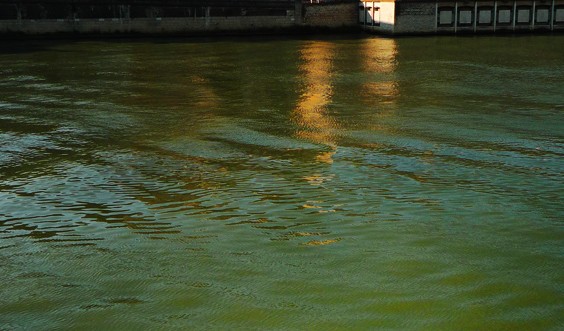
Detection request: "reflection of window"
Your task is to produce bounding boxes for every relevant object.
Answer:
[516,6,531,25]
[438,7,454,27]
[497,6,512,25]
[457,7,474,26]
[555,6,564,24]
[477,7,493,26]
[535,6,550,24]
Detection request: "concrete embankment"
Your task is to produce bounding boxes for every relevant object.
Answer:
[0,0,359,38]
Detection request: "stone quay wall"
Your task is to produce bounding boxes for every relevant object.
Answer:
[303,2,359,28]
[0,0,359,37]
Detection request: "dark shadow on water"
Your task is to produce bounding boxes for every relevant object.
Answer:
[0,32,366,54]
[0,39,78,54]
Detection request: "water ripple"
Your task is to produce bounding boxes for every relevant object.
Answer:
[0,36,562,330]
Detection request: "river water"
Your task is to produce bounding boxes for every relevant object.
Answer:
[0,35,563,330]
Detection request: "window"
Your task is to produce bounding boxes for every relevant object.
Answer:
[555,6,564,24]
[370,7,380,26]
[516,6,532,25]
[477,7,493,26]
[438,7,454,27]
[535,6,550,24]
[497,6,512,25]
[457,7,474,26]
[0,4,17,20]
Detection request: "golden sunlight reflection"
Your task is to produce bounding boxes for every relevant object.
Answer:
[189,75,221,110]
[362,37,398,74]
[301,238,341,246]
[360,38,399,129]
[292,41,340,164]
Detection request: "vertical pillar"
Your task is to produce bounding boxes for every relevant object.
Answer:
[494,0,497,31]
[295,0,303,24]
[455,1,458,32]
[364,2,370,25]
[435,1,439,32]
[532,0,536,30]
[16,2,22,23]
[372,2,375,26]
[512,0,516,30]
[550,0,555,30]
[474,1,478,31]
[119,5,130,22]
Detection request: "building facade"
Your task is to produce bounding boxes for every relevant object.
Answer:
[359,0,564,34]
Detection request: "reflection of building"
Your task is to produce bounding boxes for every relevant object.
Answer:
[359,0,564,34]
[359,37,399,133]
[293,41,339,164]
[360,37,398,106]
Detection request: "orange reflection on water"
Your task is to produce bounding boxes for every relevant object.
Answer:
[189,75,221,110]
[292,41,340,164]
[361,37,399,106]
[362,37,398,74]
[359,38,401,136]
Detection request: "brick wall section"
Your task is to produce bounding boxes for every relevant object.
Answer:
[394,2,436,33]
[303,3,359,28]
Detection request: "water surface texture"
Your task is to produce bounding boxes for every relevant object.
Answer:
[0,35,563,330]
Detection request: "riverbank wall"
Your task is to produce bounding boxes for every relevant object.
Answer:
[0,1,359,37]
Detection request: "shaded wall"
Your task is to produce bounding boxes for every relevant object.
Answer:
[0,0,359,36]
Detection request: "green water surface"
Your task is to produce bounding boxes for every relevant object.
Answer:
[0,35,563,330]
